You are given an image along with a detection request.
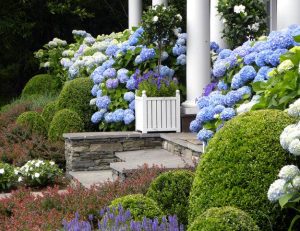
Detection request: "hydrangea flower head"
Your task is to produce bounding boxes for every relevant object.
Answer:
[278,165,300,181]
[267,178,287,202]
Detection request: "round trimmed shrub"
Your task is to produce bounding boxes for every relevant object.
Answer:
[189,110,298,231]
[48,109,84,141]
[21,74,61,98]
[110,194,164,221]
[16,111,46,135]
[41,101,58,130]
[188,207,260,231]
[146,170,194,225]
[56,78,93,129]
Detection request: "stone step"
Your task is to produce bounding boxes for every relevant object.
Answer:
[68,170,113,188]
[111,149,194,180]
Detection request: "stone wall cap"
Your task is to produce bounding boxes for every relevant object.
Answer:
[63,132,161,140]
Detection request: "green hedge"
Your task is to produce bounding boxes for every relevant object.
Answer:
[16,111,46,135]
[21,74,61,98]
[146,170,194,225]
[48,109,84,141]
[189,110,298,231]
[188,207,260,231]
[41,101,58,130]
[110,194,163,221]
[56,78,93,129]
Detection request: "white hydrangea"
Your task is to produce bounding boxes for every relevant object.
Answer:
[237,95,260,115]
[90,98,97,106]
[287,98,300,118]
[152,16,159,23]
[62,50,75,57]
[267,179,287,202]
[234,5,246,14]
[278,59,294,73]
[278,165,300,181]
[293,176,300,189]
[0,168,4,174]
[248,23,260,32]
[280,122,300,156]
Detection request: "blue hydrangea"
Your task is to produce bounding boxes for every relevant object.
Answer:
[103,68,117,78]
[197,96,210,109]
[253,74,266,83]
[96,96,111,109]
[210,42,219,52]
[112,109,124,122]
[124,109,134,115]
[268,31,294,49]
[239,66,256,82]
[172,45,186,56]
[189,120,202,133]
[161,51,169,61]
[105,45,119,57]
[91,66,106,78]
[220,108,236,121]
[124,92,135,102]
[96,90,102,97]
[217,81,228,91]
[218,49,232,59]
[93,74,105,84]
[91,109,106,124]
[135,55,143,64]
[126,78,137,90]
[124,113,135,125]
[197,128,214,143]
[231,74,243,90]
[212,60,228,78]
[129,100,135,111]
[176,38,186,45]
[176,54,186,65]
[104,112,114,123]
[91,85,100,97]
[252,41,271,52]
[196,107,215,123]
[213,105,225,114]
[159,65,175,78]
[237,86,252,96]
[106,78,119,89]
[208,92,226,106]
[225,91,242,107]
[102,59,115,69]
[244,52,257,65]
[226,55,238,68]
[139,48,156,62]
[233,46,249,58]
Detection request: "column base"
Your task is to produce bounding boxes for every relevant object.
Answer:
[181,100,199,115]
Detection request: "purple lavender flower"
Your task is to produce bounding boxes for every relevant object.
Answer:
[203,82,217,96]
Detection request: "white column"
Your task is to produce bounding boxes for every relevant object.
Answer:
[182,0,211,114]
[269,0,277,31]
[277,0,300,30]
[152,0,168,6]
[128,0,143,29]
[210,0,227,48]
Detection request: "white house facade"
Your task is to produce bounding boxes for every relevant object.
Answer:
[128,0,300,114]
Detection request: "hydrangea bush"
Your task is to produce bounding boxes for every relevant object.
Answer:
[89,6,187,131]
[0,162,19,191]
[190,25,300,144]
[63,205,184,231]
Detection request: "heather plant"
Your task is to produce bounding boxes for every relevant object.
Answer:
[189,25,300,143]
[217,0,267,48]
[19,159,62,187]
[0,162,19,191]
[146,170,194,225]
[63,205,184,231]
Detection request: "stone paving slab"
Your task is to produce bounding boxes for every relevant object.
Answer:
[111,149,193,174]
[68,170,113,188]
[0,189,68,200]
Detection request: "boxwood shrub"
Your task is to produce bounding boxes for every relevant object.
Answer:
[16,111,46,135]
[188,110,298,231]
[48,109,84,141]
[146,170,194,225]
[41,101,58,130]
[21,74,61,98]
[110,194,164,221]
[56,78,94,129]
[188,206,260,231]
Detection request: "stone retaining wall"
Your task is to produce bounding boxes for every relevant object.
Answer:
[64,132,162,171]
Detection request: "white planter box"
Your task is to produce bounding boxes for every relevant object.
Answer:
[135,90,181,133]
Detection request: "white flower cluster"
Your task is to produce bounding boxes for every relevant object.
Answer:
[234,5,246,14]
[236,95,260,115]
[19,159,56,180]
[268,165,300,202]
[286,98,300,118]
[47,38,67,48]
[248,23,260,32]
[280,121,300,156]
